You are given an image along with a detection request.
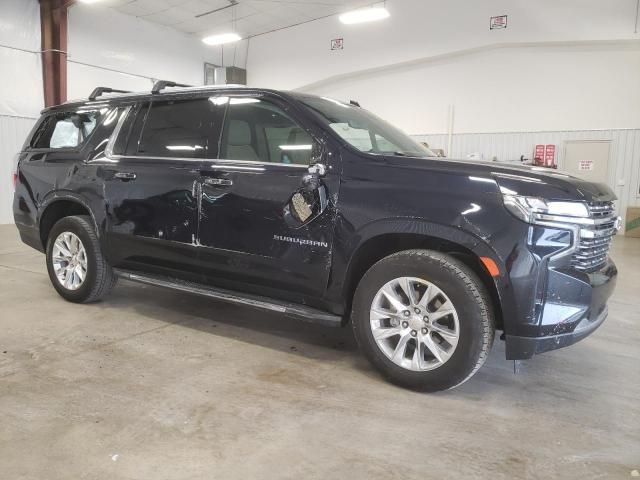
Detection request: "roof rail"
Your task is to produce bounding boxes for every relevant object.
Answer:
[88,87,132,101]
[151,80,193,94]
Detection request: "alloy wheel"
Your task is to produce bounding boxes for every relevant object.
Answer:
[52,232,88,291]
[369,276,460,371]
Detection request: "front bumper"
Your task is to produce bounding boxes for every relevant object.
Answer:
[506,304,608,359]
[505,256,617,360]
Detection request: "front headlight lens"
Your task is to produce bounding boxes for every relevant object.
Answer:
[502,195,589,224]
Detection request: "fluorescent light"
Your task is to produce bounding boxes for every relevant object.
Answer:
[279,145,312,151]
[166,145,204,151]
[209,96,229,106]
[339,7,389,25]
[202,33,242,46]
[230,98,260,104]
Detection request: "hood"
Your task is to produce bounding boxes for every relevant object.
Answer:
[384,156,616,203]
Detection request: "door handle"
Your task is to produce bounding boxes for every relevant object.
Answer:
[203,177,233,186]
[114,172,137,181]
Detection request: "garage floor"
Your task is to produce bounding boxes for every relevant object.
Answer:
[0,224,638,479]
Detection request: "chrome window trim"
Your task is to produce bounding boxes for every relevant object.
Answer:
[101,153,308,169]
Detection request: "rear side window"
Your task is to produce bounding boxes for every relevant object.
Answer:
[136,97,224,159]
[31,111,101,149]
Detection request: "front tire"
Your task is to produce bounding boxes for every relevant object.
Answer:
[352,249,495,392]
[46,215,117,303]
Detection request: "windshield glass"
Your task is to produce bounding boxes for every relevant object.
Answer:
[299,96,436,158]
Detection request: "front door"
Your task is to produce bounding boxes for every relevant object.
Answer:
[197,94,340,298]
[101,96,225,278]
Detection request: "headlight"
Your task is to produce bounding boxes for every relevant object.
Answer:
[502,194,589,225]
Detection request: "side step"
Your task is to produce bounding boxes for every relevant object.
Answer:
[114,269,343,327]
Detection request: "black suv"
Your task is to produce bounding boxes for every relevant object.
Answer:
[13,82,619,391]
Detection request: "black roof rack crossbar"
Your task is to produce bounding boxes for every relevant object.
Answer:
[151,80,193,94]
[89,87,132,101]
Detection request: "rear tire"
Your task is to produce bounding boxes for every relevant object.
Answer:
[352,249,494,392]
[46,215,117,303]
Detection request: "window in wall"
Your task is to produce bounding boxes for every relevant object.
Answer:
[31,111,101,149]
[137,97,225,158]
[220,98,315,165]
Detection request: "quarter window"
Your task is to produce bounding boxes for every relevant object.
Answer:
[220,98,315,165]
[31,111,100,149]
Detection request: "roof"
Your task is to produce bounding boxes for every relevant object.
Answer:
[42,83,293,113]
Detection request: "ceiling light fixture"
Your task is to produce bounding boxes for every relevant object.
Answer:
[202,33,242,46]
[339,6,390,25]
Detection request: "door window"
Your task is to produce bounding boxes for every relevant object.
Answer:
[220,98,315,165]
[137,97,224,158]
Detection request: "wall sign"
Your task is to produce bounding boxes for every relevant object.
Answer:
[533,144,556,167]
[490,15,508,30]
[545,144,556,167]
[331,38,344,50]
[579,160,594,171]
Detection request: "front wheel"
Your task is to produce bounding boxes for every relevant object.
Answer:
[46,215,117,303]
[352,249,495,392]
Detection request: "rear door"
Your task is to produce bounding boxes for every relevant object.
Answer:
[197,94,340,298]
[98,95,226,278]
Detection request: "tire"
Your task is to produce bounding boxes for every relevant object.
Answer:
[352,249,494,392]
[45,215,117,303]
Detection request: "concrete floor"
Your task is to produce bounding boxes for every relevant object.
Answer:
[0,225,638,479]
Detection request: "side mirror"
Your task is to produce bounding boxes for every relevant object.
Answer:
[283,163,329,227]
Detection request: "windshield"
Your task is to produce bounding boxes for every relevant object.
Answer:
[299,96,436,158]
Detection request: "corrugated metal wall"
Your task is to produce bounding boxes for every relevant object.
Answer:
[1,115,37,224]
[413,129,640,231]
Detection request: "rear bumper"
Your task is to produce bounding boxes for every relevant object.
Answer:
[505,256,617,360]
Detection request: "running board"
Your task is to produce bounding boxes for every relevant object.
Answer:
[114,269,342,327]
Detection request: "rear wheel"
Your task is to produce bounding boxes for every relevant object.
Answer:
[352,249,494,391]
[46,215,117,303]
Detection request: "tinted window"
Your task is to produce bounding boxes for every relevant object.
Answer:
[137,97,224,158]
[31,110,101,149]
[220,97,314,165]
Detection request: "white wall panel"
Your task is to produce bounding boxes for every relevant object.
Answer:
[0,0,40,51]
[67,3,222,99]
[0,0,43,118]
[413,129,640,231]
[302,43,640,135]
[0,115,37,224]
[247,0,640,135]
[0,0,41,224]
[248,0,638,91]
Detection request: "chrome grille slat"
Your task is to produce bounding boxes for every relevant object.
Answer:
[572,201,617,272]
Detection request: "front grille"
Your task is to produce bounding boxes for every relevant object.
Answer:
[571,201,618,272]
